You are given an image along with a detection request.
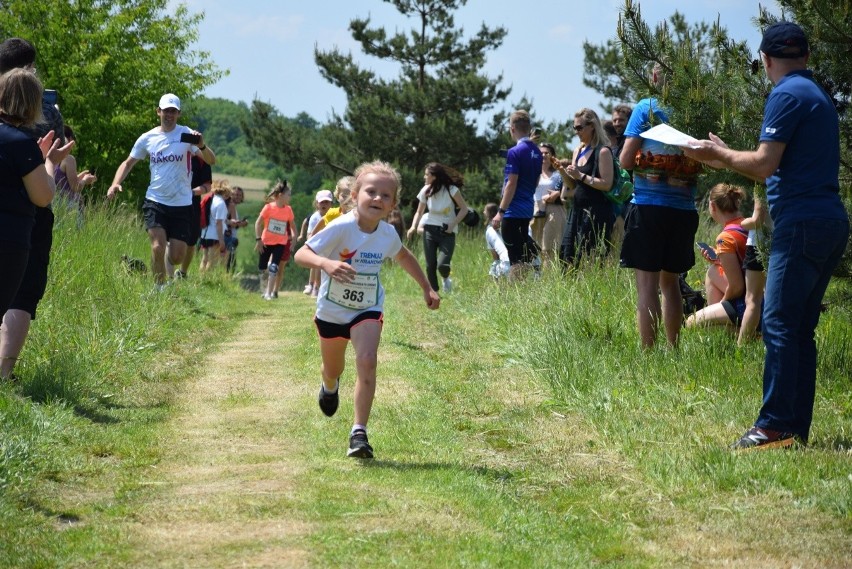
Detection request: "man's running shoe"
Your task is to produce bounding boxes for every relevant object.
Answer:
[303,284,313,295]
[347,429,374,459]
[317,383,339,417]
[731,426,796,451]
[442,277,453,293]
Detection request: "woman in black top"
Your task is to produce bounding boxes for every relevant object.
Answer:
[0,69,67,316]
[559,108,615,268]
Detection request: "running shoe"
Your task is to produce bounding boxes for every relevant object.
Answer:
[443,277,453,293]
[317,383,339,417]
[347,429,374,459]
[303,284,313,295]
[731,426,796,451]
[173,269,186,280]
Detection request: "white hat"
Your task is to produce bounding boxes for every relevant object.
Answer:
[158,93,181,110]
[315,189,334,203]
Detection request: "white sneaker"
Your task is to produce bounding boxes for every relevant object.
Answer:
[303,284,313,295]
[442,277,453,293]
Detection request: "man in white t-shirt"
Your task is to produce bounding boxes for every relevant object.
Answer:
[107,93,216,287]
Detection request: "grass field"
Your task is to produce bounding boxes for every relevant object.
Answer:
[1,203,850,567]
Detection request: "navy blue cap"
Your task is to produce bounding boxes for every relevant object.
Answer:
[760,21,809,59]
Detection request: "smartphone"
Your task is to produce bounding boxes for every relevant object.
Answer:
[43,89,58,106]
[696,241,717,261]
[180,132,201,145]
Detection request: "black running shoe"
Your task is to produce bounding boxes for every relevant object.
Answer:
[317,383,339,417]
[731,426,796,451]
[347,429,374,459]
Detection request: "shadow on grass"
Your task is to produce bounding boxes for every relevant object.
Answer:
[360,459,513,481]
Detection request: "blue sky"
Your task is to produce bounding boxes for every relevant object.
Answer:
[178,0,780,133]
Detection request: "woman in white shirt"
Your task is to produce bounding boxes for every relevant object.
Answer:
[406,163,469,293]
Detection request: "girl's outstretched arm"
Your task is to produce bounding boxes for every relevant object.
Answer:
[394,246,440,309]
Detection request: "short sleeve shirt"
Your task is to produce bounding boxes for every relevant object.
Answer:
[259,203,294,245]
[130,125,197,206]
[714,219,747,263]
[307,211,323,234]
[623,98,698,210]
[503,138,542,219]
[306,212,403,324]
[417,185,460,232]
[202,194,228,240]
[0,123,44,247]
[759,70,845,224]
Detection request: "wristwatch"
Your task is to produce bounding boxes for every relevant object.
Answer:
[498,208,507,214]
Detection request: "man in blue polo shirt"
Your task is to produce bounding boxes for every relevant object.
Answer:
[686,22,849,450]
[491,109,542,279]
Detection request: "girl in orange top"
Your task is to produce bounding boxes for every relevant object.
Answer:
[254,180,296,300]
[686,183,748,329]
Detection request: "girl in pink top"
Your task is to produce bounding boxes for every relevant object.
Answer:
[254,180,296,300]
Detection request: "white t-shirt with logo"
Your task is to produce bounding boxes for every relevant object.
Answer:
[202,194,228,241]
[130,125,198,206]
[305,211,403,324]
[416,185,460,233]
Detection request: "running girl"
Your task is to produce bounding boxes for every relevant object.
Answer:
[295,161,440,458]
[254,180,295,300]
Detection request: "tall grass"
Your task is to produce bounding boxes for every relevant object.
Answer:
[415,225,852,512]
[0,200,251,566]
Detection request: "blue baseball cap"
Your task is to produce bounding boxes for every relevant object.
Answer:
[760,22,809,59]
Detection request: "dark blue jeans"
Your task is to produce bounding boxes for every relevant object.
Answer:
[755,217,849,441]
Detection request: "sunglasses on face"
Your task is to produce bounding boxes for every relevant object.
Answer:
[573,124,586,132]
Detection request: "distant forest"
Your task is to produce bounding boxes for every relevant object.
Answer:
[184,97,277,181]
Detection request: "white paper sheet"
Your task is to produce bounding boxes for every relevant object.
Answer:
[639,123,701,148]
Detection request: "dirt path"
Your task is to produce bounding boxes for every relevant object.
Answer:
[124,296,316,568]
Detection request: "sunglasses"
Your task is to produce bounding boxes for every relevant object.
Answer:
[573,124,587,132]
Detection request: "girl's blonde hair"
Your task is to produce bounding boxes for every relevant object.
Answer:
[212,179,231,198]
[708,183,745,213]
[0,68,44,127]
[574,107,610,148]
[351,161,401,202]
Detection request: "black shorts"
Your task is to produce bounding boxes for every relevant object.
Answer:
[142,199,192,244]
[620,203,699,273]
[315,311,383,340]
[742,245,764,272]
[257,243,291,270]
[199,238,223,249]
[188,200,201,246]
[10,207,54,319]
[721,297,747,326]
[501,217,534,265]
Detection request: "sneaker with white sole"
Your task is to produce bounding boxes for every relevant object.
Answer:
[303,284,313,295]
[731,426,796,451]
[347,429,374,459]
[442,277,453,293]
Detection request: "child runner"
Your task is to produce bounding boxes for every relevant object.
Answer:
[299,189,334,296]
[254,180,296,300]
[294,161,440,458]
[308,175,355,238]
[483,203,510,279]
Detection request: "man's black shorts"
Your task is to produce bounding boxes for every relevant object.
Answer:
[142,199,192,244]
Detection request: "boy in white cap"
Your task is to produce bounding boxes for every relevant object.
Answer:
[299,189,335,296]
[107,93,217,288]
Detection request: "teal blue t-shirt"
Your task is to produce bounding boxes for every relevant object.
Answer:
[623,98,698,211]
